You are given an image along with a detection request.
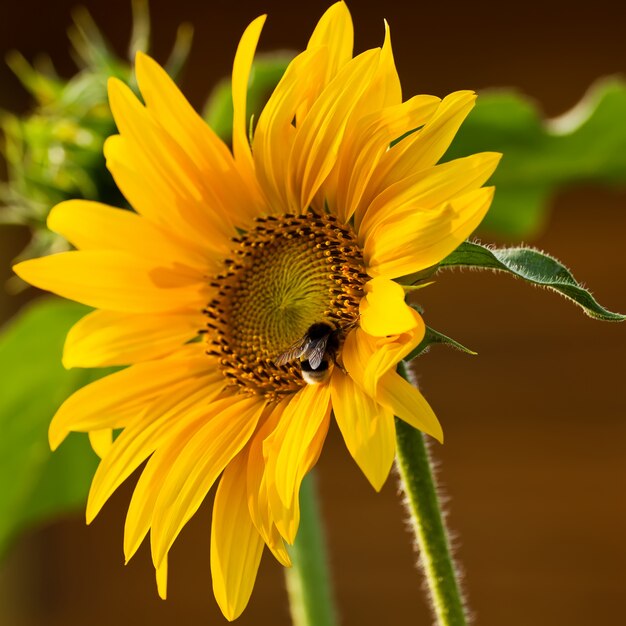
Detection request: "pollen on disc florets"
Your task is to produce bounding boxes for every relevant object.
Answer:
[203,210,368,399]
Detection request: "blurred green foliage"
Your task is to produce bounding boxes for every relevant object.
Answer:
[0,298,112,558]
[203,51,295,142]
[0,0,192,261]
[446,78,626,238]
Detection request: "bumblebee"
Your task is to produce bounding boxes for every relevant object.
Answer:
[275,322,341,384]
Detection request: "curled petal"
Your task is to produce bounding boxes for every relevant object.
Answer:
[360,277,418,337]
[365,187,496,279]
[343,311,425,398]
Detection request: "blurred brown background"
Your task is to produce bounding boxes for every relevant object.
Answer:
[1,0,625,624]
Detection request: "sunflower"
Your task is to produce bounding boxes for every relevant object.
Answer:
[14,2,499,620]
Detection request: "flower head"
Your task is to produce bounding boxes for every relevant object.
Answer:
[14,2,499,619]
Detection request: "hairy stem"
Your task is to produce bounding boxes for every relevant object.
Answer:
[395,362,468,626]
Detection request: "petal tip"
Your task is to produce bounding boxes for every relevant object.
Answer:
[134,49,149,64]
[11,258,34,282]
[431,426,444,445]
[85,510,96,526]
[46,201,72,232]
[60,347,75,369]
[369,473,388,492]
[48,421,67,452]
[107,76,124,97]
[135,51,162,83]
[157,580,167,601]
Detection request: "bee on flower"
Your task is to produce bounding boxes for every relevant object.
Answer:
[14,2,499,620]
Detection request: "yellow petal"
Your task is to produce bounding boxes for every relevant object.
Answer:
[48,200,208,271]
[246,402,292,567]
[359,277,418,336]
[330,369,395,491]
[109,79,223,226]
[124,397,222,562]
[108,77,253,240]
[365,187,495,279]
[13,251,208,314]
[246,409,282,540]
[321,22,416,220]
[265,385,331,510]
[86,374,225,524]
[150,396,265,568]
[211,451,265,621]
[156,557,168,600]
[125,452,174,563]
[124,395,243,562]
[134,52,238,184]
[370,90,477,193]
[377,370,443,443]
[266,417,328,545]
[63,309,202,368]
[253,47,327,211]
[348,20,401,122]
[88,429,113,459]
[334,95,440,222]
[104,135,227,256]
[341,328,374,390]
[232,16,266,169]
[264,522,292,569]
[306,1,354,87]
[373,21,402,107]
[263,384,331,543]
[289,48,379,211]
[343,315,424,399]
[359,152,501,241]
[49,346,211,449]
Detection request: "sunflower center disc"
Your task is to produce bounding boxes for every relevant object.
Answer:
[204,210,367,398]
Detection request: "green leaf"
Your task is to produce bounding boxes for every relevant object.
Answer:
[446,78,626,238]
[203,51,295,140]
[440,241,625,322]
[0,298,109,558]
[405,325,476,362]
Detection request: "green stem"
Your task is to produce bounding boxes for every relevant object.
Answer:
[285,470,338,626]
[395,362,468,626]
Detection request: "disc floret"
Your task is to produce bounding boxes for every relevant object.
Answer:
[204,210,367,397]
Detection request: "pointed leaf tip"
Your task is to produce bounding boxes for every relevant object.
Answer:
[405,324,477,362]
[440,241,625,322]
